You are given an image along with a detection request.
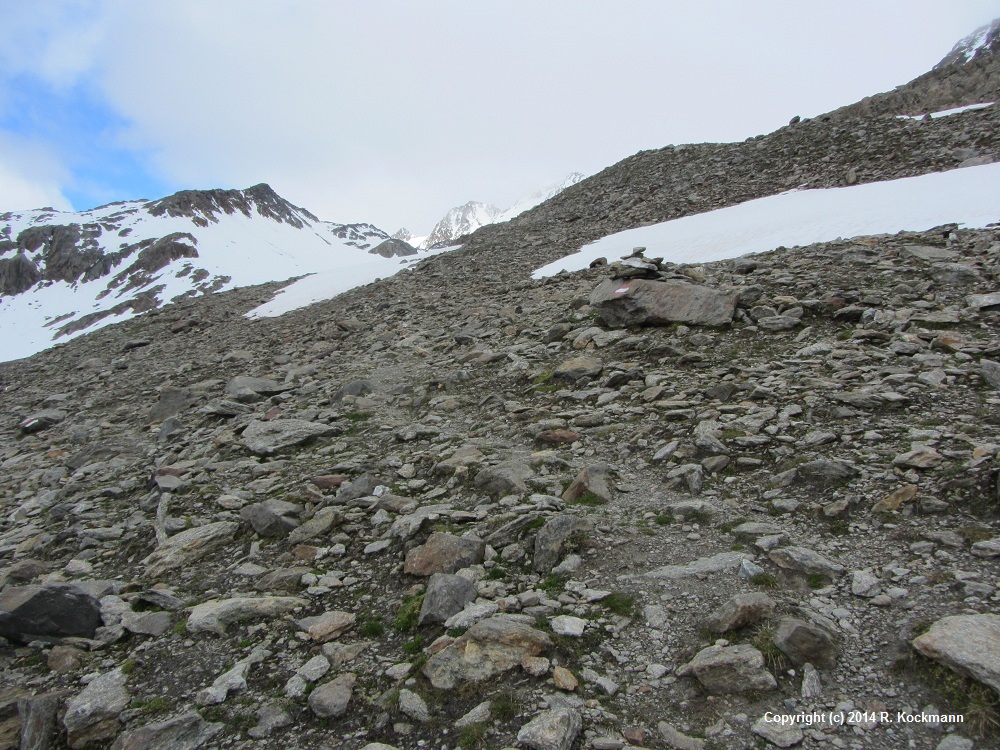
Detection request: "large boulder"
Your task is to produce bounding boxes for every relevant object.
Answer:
[912,615,1000,695]
[589,278,737,328]
[0,585,102,643]
[533,515,594,572]
[677,644,777,694]
[418,574,478,625]
[422,615,552,689]
[63,668,130,748]
[110,711,223,750]
[403,532,486,576]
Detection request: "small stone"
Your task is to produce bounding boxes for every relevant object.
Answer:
[552,666,579,691]
[398,688,430,723]
[303,610,356,643]
[308,673,356,718]
[516,708,582,750]
[657,721,706,750]
[548,615,587,637]
[752,716,804,748]
[774,617,837,668]
[703,593,775,633]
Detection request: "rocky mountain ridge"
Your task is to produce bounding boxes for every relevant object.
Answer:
[829,18,999,121]
[1,20,1000,750]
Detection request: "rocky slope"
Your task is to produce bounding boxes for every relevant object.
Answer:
[829,19,1000,120]
[1,25,1000,750]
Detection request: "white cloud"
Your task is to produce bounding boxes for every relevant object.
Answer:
[3,0,1000,229]
[0,137,72,212]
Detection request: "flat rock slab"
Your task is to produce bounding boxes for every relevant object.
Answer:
[912,614,1000,695]
[142,521,239,578]
[641,551,751,580]
[241,419,336,455]
[752,717,804,748]
[187,596,307,635]
[769,546,845,577]
[422,615,552,689]
[299,610,356,642]
[109,711,223,750]
[517,708,582,750]
[590,278,737,328]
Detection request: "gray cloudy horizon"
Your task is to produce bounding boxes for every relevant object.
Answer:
[0,0,998,234]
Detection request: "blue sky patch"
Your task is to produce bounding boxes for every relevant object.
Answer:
[0,74,173,210]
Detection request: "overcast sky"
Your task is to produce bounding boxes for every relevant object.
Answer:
[0,1,998,233]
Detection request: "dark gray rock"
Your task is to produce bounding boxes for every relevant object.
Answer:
[774,617,838,667]
[19,410,66,434]
[533,514,594,572]
[0,585,102,643]
[418,573,477,625]
[149,388,202,422]
[703,593,776,633]
[474,463,531,497]
[240,499,302,538]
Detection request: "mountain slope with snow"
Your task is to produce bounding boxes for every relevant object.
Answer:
[533,161,1000,278]
[0,184,442,362]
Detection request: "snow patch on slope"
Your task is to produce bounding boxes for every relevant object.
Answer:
[532,162,1000,278]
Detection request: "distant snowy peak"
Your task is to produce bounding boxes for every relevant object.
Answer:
[419,172,586,248]
[935,17,1000,69]
[422,201,501,248]
[496,172,586,223]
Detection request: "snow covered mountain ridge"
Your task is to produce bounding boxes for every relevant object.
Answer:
[0,184,435,362]
[935,17,1000,69]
